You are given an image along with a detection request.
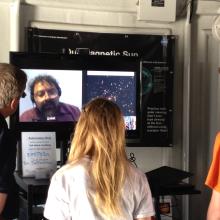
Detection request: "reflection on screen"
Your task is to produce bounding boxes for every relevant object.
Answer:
[85,71,136,130]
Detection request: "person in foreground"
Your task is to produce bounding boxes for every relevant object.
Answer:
[0,63,27,220]
[20,75,80,122]
[44,97,155,220]
[205,132,220,220]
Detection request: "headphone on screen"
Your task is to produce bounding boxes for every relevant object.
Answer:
[30,75,62,103]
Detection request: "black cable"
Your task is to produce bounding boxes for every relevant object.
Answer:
[189,0,194,23]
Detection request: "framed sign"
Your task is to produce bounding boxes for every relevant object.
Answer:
[21,132,57,178]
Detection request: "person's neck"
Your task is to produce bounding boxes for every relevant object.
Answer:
[0,109,8,118]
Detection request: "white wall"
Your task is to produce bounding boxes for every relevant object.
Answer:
[0,0,203,219]
[189,2,220,219]
[0,1,11,62]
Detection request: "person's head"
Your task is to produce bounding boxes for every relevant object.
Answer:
[29,75,61,116]
[68,97,128,217]
[68,97,126,161]
[0,63,27,117]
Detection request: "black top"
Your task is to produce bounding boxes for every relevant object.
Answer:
[0,113,19,219]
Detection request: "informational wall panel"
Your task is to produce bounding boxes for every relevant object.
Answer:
[27,28,175,147]
[141,61,173,146]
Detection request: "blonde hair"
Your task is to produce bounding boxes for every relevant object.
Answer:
[68,98,129,217]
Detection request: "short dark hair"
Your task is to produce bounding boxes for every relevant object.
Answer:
[29,75,61,103]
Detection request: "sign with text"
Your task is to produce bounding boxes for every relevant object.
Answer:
[141,61,173,146]
[21,132,57,178]
[26,27,174,146]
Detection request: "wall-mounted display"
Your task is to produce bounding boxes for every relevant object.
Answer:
[10,53,141,143]
[16,28,175,146]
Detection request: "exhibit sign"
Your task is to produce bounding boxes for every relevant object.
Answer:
[21,131,57,178]
[141,61,173,146]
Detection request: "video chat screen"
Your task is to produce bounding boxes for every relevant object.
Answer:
[19,69,83,121]
[19,69,137,130]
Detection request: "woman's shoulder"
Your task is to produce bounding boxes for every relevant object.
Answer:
[127,163,147,180]
[52,157,90,181]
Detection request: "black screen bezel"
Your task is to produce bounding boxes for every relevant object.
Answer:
[10,52,141,142]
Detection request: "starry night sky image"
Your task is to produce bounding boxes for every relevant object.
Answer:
[85,74,136,116]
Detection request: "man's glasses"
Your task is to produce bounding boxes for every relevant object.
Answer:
[34,88,58,98]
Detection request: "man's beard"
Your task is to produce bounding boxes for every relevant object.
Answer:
[39,99,58,121]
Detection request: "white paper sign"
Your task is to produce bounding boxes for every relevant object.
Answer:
[21,132,57,178]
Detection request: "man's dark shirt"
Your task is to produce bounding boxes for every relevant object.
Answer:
[20,102,81,122]
[0,113,19,219]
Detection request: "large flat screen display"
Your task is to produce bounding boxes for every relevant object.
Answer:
[10,52,140,141]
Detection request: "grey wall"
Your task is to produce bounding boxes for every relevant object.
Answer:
[1,0,219,219]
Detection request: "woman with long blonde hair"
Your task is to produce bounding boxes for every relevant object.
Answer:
[44,98,155,220]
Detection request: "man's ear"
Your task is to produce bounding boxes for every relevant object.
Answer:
[10,98,19,111]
